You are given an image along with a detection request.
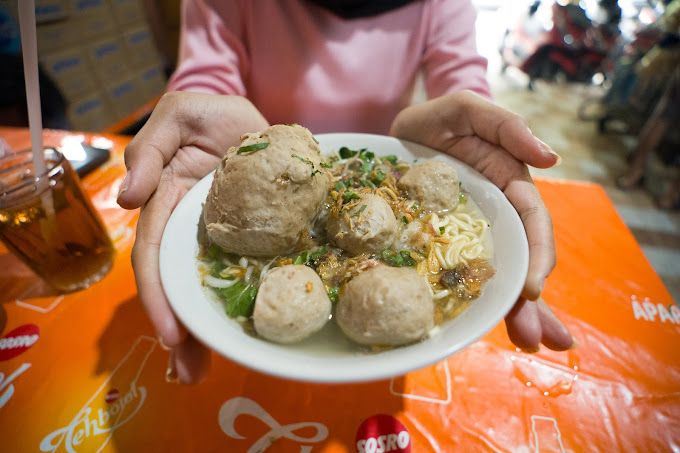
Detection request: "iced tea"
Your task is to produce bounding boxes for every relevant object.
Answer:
[0,149,114,292]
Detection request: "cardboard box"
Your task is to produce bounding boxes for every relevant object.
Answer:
[136,64,167,100]
[106,77,142,118]
[40,46,97,100]
[121,23,161,69]
[108,0,144,25]
[58,0,116,39]
[36,18,80,53]
[35,0,69,23]
[67,91,115,131]
[86,35,129,84]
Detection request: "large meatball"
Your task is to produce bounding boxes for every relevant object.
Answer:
[336,265,434,346]
[326,194,398,255]
[254,265,331,344]
[203,124,329,256]
[398,160,460,213]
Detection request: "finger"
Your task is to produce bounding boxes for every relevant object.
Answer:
[537,299,574,351]
[503,176,556,300]
[132,176,187,348]
[505,298,542,351]
[174,336,211,384]
[445,91,560,168]
[117,95,182,209]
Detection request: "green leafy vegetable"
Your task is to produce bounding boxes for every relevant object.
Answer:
[381,249,416,267]
[237,142,269,155]
[209,261,224,278]
[218,281,257,318]
[293,246,328,267]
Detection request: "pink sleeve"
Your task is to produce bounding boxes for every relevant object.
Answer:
[166,0,248,95]
[422,0,491,99]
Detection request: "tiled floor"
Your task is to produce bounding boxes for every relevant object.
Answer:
[471,7,680,302]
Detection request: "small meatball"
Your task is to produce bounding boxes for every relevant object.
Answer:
[398,160,460,212]
[254,265,331,344]
[204,124,330,256]
[326,194,398,255]
[336,265,434,346]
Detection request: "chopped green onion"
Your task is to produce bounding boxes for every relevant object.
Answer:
[343,191,360,203]
[439,226,445,235]
[399,250,416,266]
[372,169,386,185]
[360,161,373,174]
[359,149,375,161]
[382,155,398,165]
[320,161,333,168]
[401,216,409,224]
[458,192,467,205]
[334,181,347,191]
[327,286,339,303]
[362,179,376,189]
[237,142,269,155]
[339,147,358,159]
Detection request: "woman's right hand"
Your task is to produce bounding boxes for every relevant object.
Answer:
[117,91,268,383]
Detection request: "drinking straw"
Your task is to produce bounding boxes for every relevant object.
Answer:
[18,0,56,225]
[18,0,45,178]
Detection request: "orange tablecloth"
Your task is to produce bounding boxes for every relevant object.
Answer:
[1,127,678,452]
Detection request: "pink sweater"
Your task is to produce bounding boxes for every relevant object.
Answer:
[168,0,490,134]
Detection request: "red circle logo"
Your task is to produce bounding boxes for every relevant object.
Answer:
[0,324,40,361]
[355,414,411,453]
[105,389,120,404]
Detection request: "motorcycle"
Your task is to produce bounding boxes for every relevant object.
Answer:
[500,0,622,89]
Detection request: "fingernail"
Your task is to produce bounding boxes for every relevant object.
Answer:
[569,338,579,350]
[158,336,171,351]
[117,172,130,199]
[550,151,562,166]
[521,346,540,354]
[165,351,179,384]
[535,138,561,163]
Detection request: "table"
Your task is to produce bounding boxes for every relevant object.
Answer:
[1,127,678,452]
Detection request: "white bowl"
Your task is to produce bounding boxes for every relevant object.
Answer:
[159,133,528,383]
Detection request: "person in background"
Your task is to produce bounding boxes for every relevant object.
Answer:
[117,0,574,384]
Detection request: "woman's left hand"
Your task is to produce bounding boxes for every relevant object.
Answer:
[390,90,573,351]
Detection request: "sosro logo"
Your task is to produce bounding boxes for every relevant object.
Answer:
[0,324,40,361]
[355,414,411,453]
[40,337,156,452]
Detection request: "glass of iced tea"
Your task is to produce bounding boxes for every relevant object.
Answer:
[0,148,114,293]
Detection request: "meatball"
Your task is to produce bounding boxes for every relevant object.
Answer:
[326,194,398,255]
[336,265,434,346]
[203,124,330,256]
[398,160,460,213]
[254,265,331,344]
